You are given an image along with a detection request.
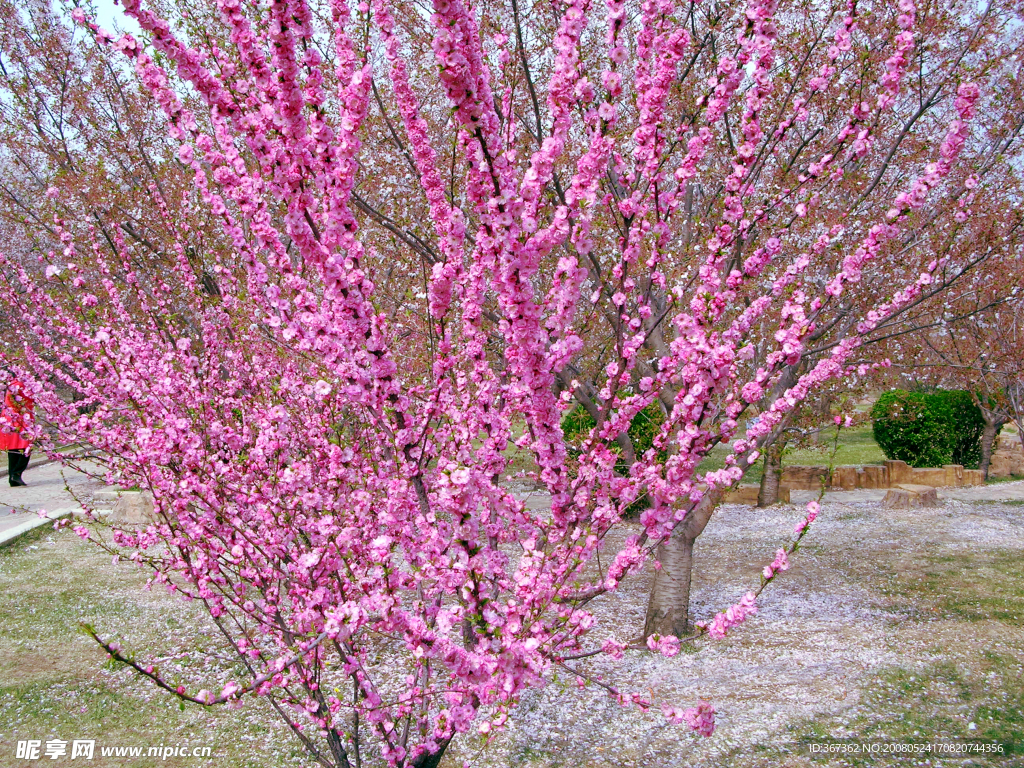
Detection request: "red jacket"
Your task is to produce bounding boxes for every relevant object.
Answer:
[0,380,34,451]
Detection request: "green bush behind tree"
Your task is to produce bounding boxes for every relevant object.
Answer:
[871,389,991,468]
[561,400,667,468]
[561,401,666,516]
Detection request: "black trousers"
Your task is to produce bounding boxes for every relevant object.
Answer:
[6,449,28,485]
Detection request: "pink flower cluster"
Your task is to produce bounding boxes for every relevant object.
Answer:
[794,501,821,535]
[702,592,759,639]
[762,548,790,580]
[0,0,990,762]
[663,700,716,737]
[646,633,681,657]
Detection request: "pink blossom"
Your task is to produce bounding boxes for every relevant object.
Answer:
[646,633,680,657]
[662,700,716,736]
[764,548,790,580]
[795,500,820,534]
[0,0,990,761]
[705,592,758,639]
[601,638,627,659]
[684,701,716,737]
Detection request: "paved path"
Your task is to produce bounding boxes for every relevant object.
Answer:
[940,481,1024,501]
[3,458,1023,540]
[0,456,108,535]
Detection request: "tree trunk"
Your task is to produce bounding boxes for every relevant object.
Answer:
[642,369,801,639]
[642,493,717,638]
[643,532,696,637]
[409,737,452,768]
[757,443,784,507]
[978,412,1005,480]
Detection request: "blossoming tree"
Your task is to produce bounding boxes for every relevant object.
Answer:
[886,289,1024,478]
[1,0,1018,764]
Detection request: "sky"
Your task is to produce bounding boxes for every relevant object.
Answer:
[88,0,143,37]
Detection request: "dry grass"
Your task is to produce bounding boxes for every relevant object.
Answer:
[0,533,308,768]
[2,493,1023,767]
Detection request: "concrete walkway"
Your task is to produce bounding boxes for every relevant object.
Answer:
[3,458,1023,545]
[0,456,108,537]
[940,480,1024,502]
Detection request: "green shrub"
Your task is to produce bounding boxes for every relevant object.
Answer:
[932,390,987,468]
[871,389,989,468]
[871,391,951,467]
[561,399,666,466]
[561,400,666,516]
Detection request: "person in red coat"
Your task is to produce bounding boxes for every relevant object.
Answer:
[0,375,34,487]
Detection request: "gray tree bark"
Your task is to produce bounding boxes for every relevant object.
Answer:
[757,443,784,507]
[642,494,716,637]
[643,533,696,637]
[978,410,1006,479]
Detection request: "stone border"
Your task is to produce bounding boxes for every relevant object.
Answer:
[726,459,995,506]
[0,508,77,550]
[783,459,985,492]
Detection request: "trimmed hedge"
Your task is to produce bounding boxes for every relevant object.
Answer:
[934,390,987,467]
[870,389,989,469]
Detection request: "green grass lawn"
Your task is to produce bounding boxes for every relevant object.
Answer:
[0,533,311,768]
[672,424,1022,487]
[715,547,1024,766]
[508,422,891,486]
[784,426,888,467]
[694,425,887,485]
